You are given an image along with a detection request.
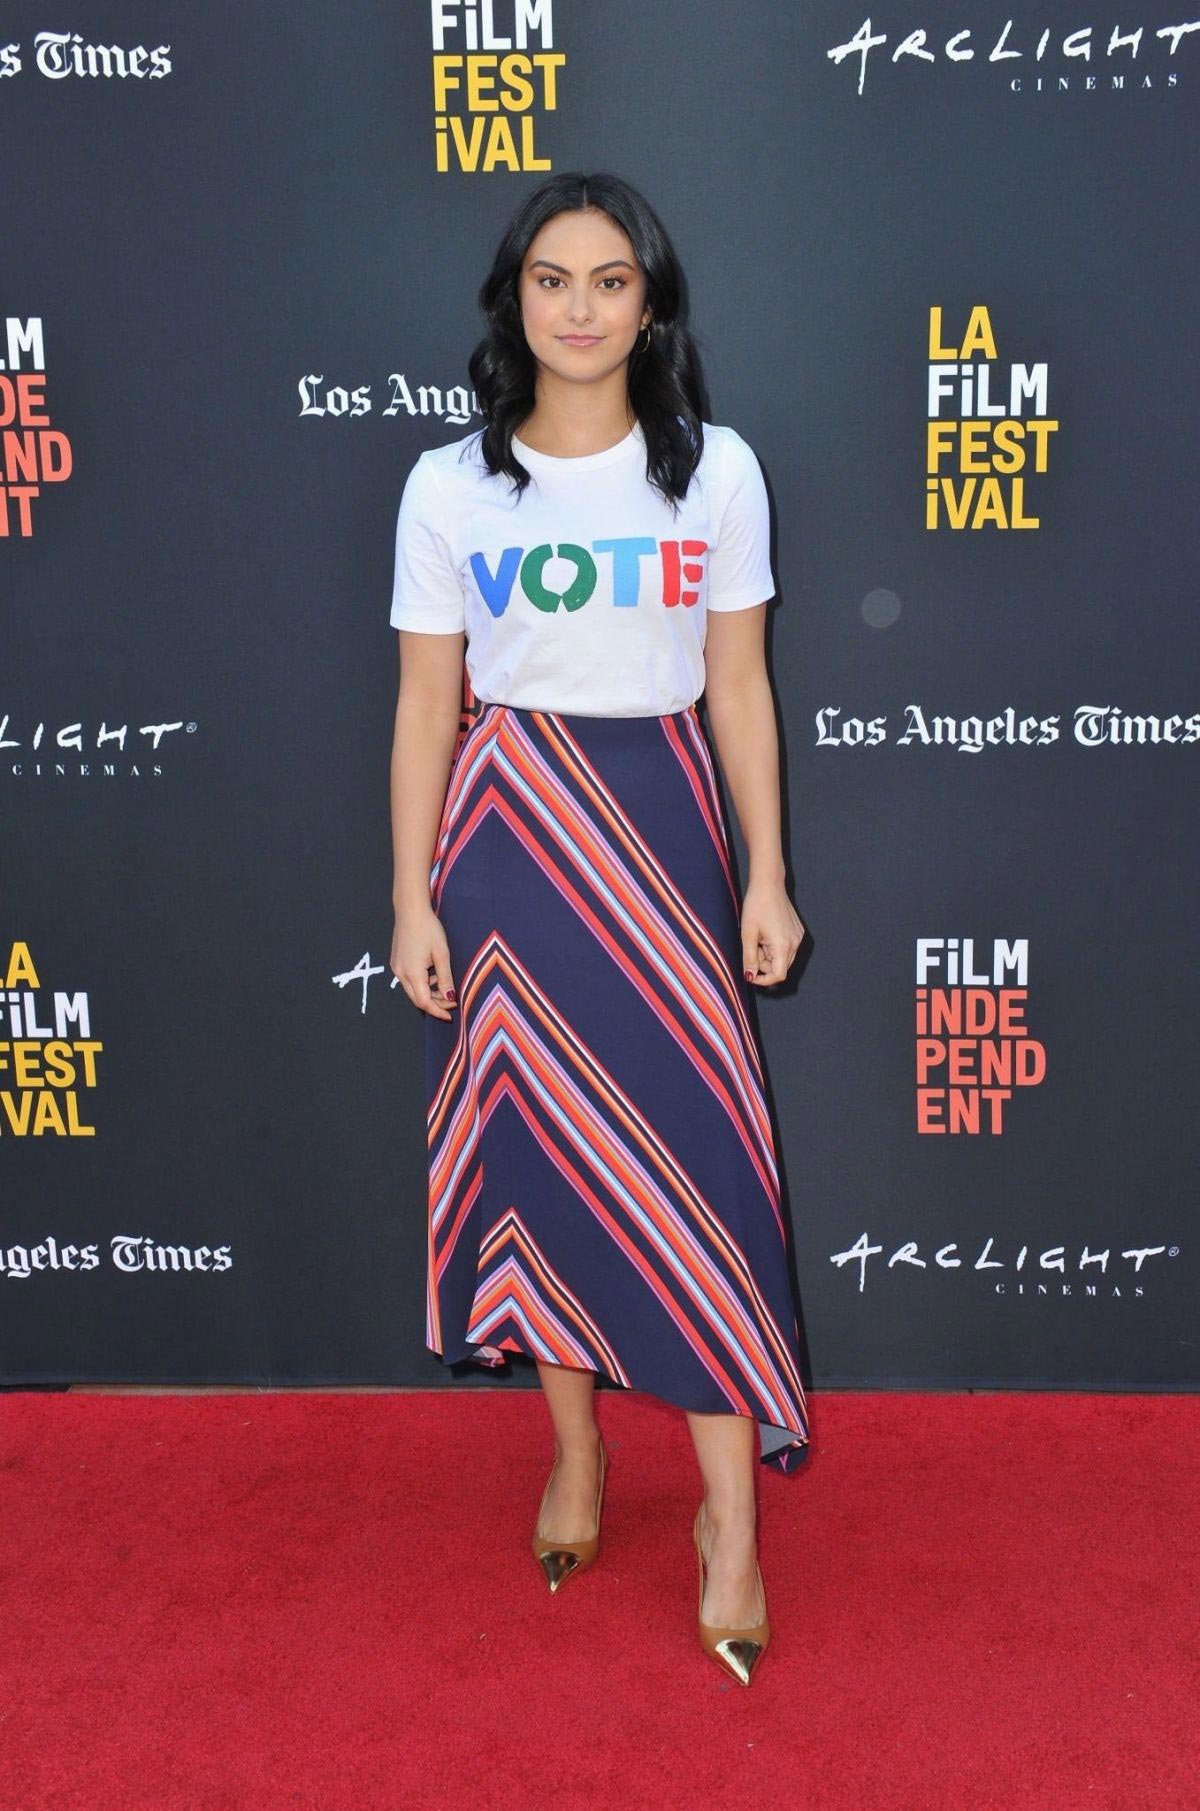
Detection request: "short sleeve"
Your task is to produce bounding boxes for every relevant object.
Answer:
[705,429,777,612]
[389,454,466,633]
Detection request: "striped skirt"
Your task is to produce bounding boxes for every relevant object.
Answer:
[423,700,810,1473]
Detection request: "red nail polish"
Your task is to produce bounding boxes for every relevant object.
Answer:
[744,970,754,983]
[445,987,456,1002]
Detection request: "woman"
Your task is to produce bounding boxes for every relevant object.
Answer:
[388,170,810,1686]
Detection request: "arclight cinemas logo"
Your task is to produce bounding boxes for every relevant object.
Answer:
[916,936,1045,1133]
[831,1231,1177,1296]
[1,711,198,778]
[827,15,1197,95]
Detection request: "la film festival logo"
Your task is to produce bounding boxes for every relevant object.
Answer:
[926,306,1059,530]
[1,318,72,539]
[916,936,1046,1134]
[0,942,100,1136]
[430,0,565,172]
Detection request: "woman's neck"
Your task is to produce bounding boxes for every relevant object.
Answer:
[516,377,636,458]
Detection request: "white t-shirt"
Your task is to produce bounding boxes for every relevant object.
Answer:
[388,417,776,717]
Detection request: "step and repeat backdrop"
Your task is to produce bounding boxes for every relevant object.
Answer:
[4,2,1197,1399]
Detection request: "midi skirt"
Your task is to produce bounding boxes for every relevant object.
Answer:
[423,700,811,1473]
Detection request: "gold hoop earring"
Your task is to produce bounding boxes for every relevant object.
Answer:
[637,324,651,355]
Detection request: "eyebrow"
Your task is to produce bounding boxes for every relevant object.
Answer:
[528,259,637,275]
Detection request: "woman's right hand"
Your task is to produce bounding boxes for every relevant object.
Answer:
[391,902,458,1020]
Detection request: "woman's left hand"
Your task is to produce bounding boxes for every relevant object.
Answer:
[741,875,806,986]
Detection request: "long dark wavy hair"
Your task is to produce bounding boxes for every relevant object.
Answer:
[465,171,711,514]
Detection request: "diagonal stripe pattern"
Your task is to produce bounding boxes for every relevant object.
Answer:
[421,701,810,1473]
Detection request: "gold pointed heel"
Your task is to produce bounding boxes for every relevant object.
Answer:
[531,1440,608,1594]
[693,1505,770,1686]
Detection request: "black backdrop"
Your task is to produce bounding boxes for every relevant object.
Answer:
[4,2,1197,1398]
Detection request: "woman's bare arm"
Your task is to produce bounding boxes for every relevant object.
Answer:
[703,606,805,985]
[389,630,466,1019]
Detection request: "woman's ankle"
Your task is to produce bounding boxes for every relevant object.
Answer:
[553,1426,603,1461]
[700,1496,757,1541]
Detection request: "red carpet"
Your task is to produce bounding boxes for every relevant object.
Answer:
[2,1387,1196,1810]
